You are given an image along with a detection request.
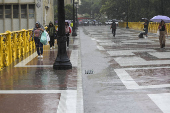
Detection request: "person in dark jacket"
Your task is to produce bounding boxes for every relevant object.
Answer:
[110,20,117,37]
[47,21,56,49]
[144,19,149,38]
[158,20,167,48]
[29,21,45,58]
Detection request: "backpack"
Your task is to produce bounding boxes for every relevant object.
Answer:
[111,23,116,29]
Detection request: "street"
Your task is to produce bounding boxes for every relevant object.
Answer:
[80,26,170,113]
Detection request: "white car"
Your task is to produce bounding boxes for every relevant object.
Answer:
[105,20,113,25]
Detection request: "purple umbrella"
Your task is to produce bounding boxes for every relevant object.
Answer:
[150,15,170,23]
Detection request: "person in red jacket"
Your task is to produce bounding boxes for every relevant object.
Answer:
[65,22,72,48]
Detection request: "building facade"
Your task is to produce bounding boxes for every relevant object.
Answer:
[0,0,54,33]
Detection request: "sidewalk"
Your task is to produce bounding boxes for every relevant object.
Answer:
[0,32,83,113]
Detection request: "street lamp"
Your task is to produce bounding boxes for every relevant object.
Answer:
[72,0,77,36]
[75,1,79,29]
[126,0,129,29]
[53,0,72,70]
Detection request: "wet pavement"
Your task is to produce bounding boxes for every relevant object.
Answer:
[80,26,170,113]
[0,33,83,113]
[0,26,170,113]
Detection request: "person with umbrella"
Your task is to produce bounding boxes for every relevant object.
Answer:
[158,20,167,48]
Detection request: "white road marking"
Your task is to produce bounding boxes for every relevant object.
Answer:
[148,52,170,59]
[148,93,170,113]
[70,50,78,67]
[15,50,79,67]
[114,56,170,66]
[0,90,77,113]
[115,69,170,89]
[15,52,37,67]
[97,46,105,50]
[107,49,156,56]
[114,69,140,89]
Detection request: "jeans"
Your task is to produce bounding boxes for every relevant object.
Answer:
[66,33,69,47]
[159,31,166,48]
[49,36,54,47]
[34,37,43,55]
[112,29,116,37]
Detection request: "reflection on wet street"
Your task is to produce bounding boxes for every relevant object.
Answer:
[1,26,170,113]
[81,26,170,113]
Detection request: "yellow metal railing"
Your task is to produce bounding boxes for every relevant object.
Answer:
[0,25,58,71]
[0,29,35,70]
[119,22,170,34]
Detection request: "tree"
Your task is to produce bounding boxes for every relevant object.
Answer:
[65,4,73,20]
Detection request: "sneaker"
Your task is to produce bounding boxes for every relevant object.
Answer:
[38,56,41,58]
[41,55,43,58]
[53,46,55,48]
[50,47,52,50]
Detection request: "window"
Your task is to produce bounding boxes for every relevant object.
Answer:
[29,4,35,18]
[0,5,3,18]
[5,5,11,18]
[13,5,19,18]
[21,5,27,18]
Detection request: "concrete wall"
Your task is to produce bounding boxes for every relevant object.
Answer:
[36,0,43,25]
[0,0,54,33]
[29,19,35,29]
[0,20,3,33]
[20,0,35,3]
[21,19,27,30]
[3,0,19,3]
[13,19,20,31]
[5,19,12,31]
[43,0,54,26]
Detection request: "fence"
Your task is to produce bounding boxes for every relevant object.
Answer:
[0,25,58,71]
[119,22,170,34]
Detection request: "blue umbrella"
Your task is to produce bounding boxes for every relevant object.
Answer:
[150,15,170,23]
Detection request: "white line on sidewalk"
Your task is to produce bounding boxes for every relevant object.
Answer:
[115,69,170,89]
[15,50,79,68]
[0,90,77,113]
[148,93,170,113]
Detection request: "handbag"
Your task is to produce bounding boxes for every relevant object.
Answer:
[40,31,47,45]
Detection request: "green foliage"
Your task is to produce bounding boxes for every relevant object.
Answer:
[65,4,73,20]
[78,0,102,19]
[100,0,170,21]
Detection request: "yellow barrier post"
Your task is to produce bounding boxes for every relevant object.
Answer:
[0,35,4,70]
[5,31,12,66]
[12,33,17,62]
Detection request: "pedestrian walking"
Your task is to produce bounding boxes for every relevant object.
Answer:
[29,21,45,58]
[144,19,149,38]
[158,20,167,48]
[110,20,117,37]
[46,21,56,50]
[65,22,71,48]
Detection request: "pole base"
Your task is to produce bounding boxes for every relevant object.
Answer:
[53,61,72,70]
[126,27,129,29]
[72,32,77,36]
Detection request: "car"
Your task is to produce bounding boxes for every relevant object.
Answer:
[105,20,113,25]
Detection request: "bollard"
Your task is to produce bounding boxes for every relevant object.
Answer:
[0,35,4,69]
[5,31,12,66]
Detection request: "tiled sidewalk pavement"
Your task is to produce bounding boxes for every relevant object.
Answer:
[0,31,83,113]
[82,26,170,113]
